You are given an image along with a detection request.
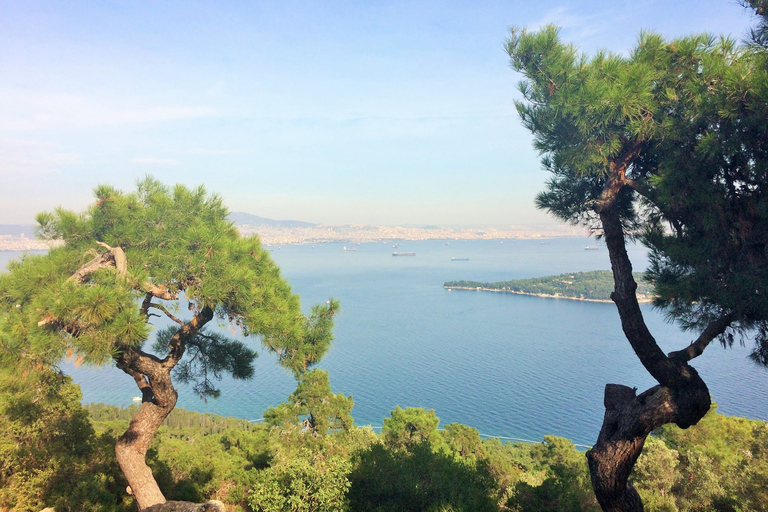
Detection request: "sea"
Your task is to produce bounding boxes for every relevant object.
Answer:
[3,237,766,447]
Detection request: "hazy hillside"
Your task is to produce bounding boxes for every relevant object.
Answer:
[227,211,316,228]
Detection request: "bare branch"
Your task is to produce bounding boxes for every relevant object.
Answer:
[668,313,736,363]
[147,303,185,326]
[140,282,176,301]
[68,245,127,284]
[116,361,153,402]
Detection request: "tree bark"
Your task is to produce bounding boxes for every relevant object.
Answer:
[586,207,728,512]
[115,349,179,510]
[111,299,213,509]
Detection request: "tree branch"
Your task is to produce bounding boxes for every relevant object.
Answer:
[140,292,154,318]
[148,303,185,326]
[593,145,642,213]
[116,347,165,376]
[599,207,693,388]
[163,306,214,370]
[140,282,176,301]
[668,313,736,363]
[68,244,127,284]
[72,243,176,300]
[116,360,153,402]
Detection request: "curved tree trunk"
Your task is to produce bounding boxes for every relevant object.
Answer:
[116,401,175,509]
[115,351,178,510]
[586,208,722,512]
[114,306,213,510]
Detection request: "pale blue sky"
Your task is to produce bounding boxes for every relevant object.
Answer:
[0,1,757,227]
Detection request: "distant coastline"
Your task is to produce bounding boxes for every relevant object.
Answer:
[0,219,582,249]
[444,286,654,304]
[236,224,582,246]
[1,213,582,248]
[446,285,612,302]
[444,271,654,303]
[0,236,60,252]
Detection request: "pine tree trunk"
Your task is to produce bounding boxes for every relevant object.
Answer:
[587,208,712,512]
[115,357,179,510]
[114,307,212,510]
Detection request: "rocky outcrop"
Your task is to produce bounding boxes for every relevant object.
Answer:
[142,500,226,512]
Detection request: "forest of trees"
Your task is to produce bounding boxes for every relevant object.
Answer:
[1,380,767,511]
[445,270,653,301]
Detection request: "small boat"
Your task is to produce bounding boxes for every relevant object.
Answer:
[451,257,469,261]
[585,246,599,251]
[343,246,357,252]
[132,396,142,402]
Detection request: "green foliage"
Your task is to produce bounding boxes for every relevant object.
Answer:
[644,404,768,512]
[745,0,768,48]
[153,326,258,400]
[508,22,768,362]
[0,177,337,395]
[507,25,674,233]
[0,371,131,512]
[349,441,498,512]
[264,369,354,435]
[507,437,599,512]
[638,35,768,352]
[2,390,765,512]
[84,403,273,509]
[248,448,352,512]
[631,437,680,512]
[0,177,339,506]
[382,406,443,450]
[442,423,484,461]
[445,270,652,301]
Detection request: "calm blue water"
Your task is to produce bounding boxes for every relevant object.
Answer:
[3,238,767,447]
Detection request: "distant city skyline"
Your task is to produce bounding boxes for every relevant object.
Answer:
[0,1,758,227]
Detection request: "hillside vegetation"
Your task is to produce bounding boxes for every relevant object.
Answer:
[445,270,654,302]
[1,371,766,512]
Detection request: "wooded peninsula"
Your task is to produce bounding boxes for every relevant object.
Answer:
[444,270,654,302]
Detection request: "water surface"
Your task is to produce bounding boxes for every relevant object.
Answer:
[4,238,766,446]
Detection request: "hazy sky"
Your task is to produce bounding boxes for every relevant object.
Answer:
[0,1,757,227]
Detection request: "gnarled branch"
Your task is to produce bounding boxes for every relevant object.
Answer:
[668,313,736,363]
[69,244,127,284]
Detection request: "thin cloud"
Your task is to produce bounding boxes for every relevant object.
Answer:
[0,139,79,176]
[0,89,218,132]
[527,6,609,40]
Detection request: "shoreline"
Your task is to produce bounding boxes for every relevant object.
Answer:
[444,285,653,304]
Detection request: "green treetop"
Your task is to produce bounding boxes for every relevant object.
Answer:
[0,177,338,511]
[507,3,768,510]
[264,368,354,436]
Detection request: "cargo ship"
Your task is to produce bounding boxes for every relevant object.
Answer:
[392,251,416,256]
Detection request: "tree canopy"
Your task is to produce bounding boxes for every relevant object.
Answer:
[0,177,338,510]
[507,5,768,510]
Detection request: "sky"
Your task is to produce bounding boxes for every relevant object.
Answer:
[0,0,758,228]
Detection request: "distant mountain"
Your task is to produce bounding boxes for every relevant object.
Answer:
[228,212,316,228]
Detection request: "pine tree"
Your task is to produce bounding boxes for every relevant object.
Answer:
[507,5,768,510]
[0,177,338,510]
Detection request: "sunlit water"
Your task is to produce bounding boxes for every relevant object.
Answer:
[3,237,766,447]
